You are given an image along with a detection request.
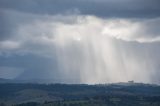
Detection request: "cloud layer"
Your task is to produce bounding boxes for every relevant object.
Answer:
[1,0,160,18]
[102,18,160,43]
[0,1,160,84]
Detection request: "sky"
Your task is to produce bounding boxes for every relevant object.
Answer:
[0,0,160,84]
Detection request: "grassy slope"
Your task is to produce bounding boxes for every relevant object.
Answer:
[0,83,159,106]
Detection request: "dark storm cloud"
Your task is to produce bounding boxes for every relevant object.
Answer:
[0,0,160,41]
[0,0,159,40]
[0,0,160,84]
[0,0,160,18]
[0,10,10,40]
[0,54,59,79]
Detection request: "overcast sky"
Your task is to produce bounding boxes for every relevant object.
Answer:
[0,0,160,84]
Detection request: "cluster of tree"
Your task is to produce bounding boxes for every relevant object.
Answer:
[0,83,160,106]
[11,95,160,106]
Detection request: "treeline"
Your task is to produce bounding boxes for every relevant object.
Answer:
[0,83,160,98]
[11,95,160,106]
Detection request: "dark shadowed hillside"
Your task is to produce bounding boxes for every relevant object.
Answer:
[0,83,160,106]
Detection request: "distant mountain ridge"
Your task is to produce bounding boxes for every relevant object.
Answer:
[0,78,159,87]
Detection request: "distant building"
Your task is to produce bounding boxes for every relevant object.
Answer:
[128,80,134,83]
